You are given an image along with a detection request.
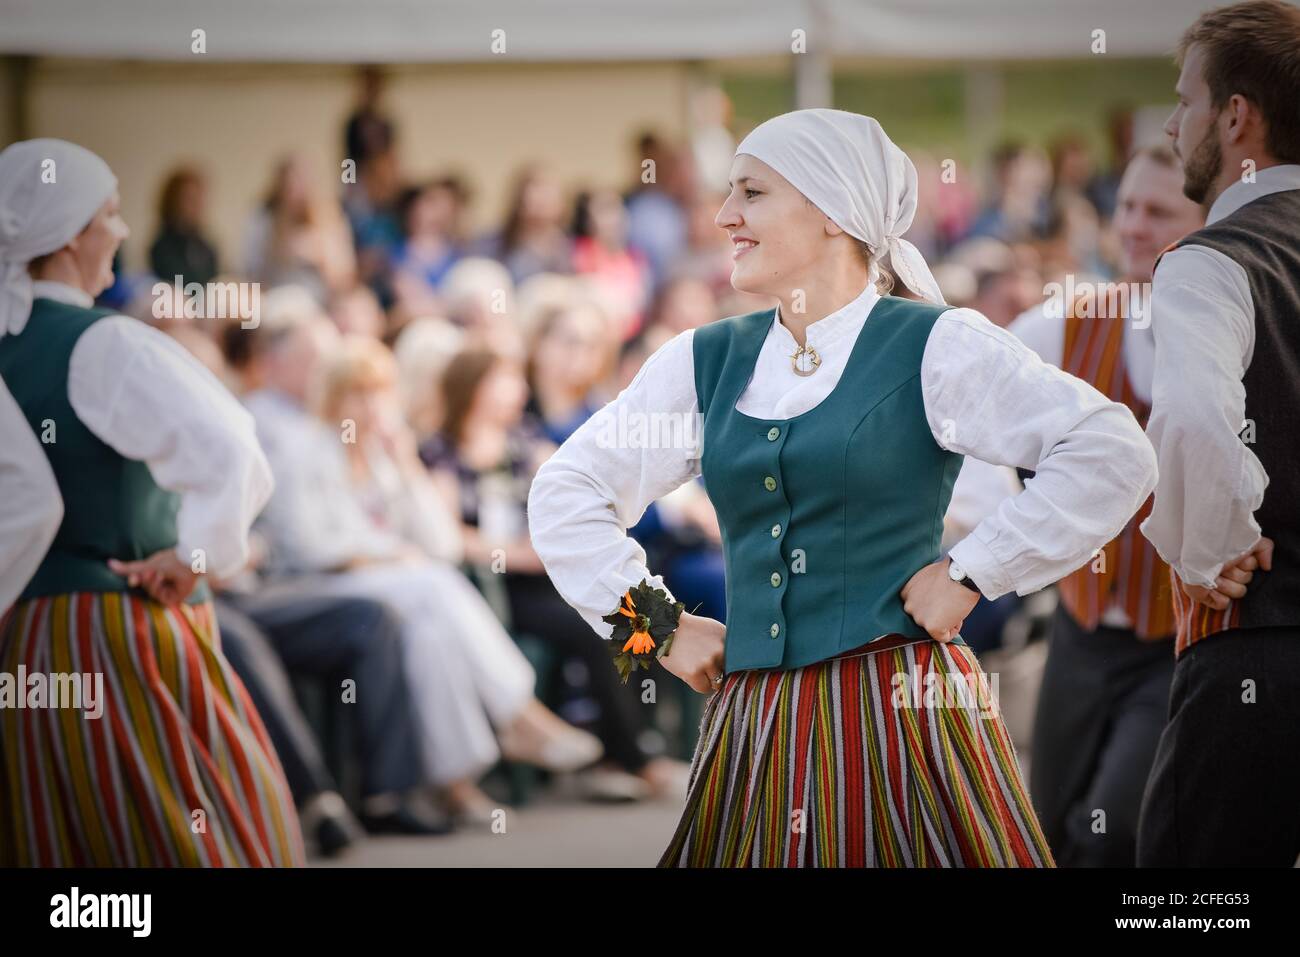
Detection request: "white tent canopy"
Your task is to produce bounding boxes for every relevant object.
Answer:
[0,0,1220,62]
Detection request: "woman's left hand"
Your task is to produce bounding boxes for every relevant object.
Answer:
[900,558,980,643]
[108,549,201,606]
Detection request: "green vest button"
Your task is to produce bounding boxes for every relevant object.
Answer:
[770,523,781,537]
[767,426,780,441]
[763,475,777,491]
[770,571,782,587]
[770,622,780,638]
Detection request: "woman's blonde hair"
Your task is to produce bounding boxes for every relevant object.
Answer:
[318,334,399,424]
[857,239,895,296]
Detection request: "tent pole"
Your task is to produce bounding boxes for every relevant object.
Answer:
[793,0,832,109]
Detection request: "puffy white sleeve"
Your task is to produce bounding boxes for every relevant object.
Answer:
[923,308,1158,599]
[0,379,63,611]
[67,317,274,579]
[527,328,703,638]
[1138,245,1264,587]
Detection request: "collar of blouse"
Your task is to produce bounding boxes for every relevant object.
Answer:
[770,281,880,356]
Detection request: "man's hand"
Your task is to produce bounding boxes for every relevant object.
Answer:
[901,557,981,643]
[108,549,201,606]
[1183,536,1273,610]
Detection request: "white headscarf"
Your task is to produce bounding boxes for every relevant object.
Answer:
[0,139,118,337]
[735,108,945,305]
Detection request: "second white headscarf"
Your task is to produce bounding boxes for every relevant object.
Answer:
[0,138,118,338]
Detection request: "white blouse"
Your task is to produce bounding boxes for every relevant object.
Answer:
[23,280,273,580]
[528,282,1159,640]
[0,377,63,611]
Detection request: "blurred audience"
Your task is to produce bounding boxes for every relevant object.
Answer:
[224,289,604,825]
[244,154,357,302]
[80,98,1153,853]
[420,345,688,800]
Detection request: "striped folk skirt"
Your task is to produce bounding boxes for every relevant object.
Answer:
[659,637,1054,867]
[0,592,305,867]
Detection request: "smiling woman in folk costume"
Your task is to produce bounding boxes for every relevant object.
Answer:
[529,108,1159,867]
[0,139,303,866]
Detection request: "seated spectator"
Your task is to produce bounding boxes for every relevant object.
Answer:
[392,315,465,437]
[523,299,618,445]
[966,141,1052,244]
[331,282,387,340]
[222,288,604,824]
[244,154,357,303]
[475,164,573,285]
[215,583,450,852]
[570,188,651,339]
[624,134,692,287]
[391,177,467,318]
[162,313,449,850]
[420,344,689,801]
[643,275,718,338]
[440,256,524,356]
[149,165,218,287]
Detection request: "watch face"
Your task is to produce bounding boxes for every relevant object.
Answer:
[948,561,964,581]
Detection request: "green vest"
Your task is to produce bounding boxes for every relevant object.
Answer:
[0,297,209,604]
[694,296,963,672]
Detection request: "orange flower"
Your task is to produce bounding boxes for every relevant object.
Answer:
[623,628,656,655]
[617,590,637,618]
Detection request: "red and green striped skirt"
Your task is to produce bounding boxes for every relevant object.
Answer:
[660,636,1054,867]
[0,592,305,867]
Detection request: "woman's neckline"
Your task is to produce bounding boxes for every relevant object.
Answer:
[731,294,887,425]
[772,281,878,352]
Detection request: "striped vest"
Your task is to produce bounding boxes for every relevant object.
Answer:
[1055,296,1174,640]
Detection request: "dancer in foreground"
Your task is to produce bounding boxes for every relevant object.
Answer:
[1137,0,1300,866]
[529,109,1157,867]
[1005,146,1203,866]
[0,139,303,866]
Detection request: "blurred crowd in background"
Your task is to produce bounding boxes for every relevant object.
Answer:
[86,68,1146,856]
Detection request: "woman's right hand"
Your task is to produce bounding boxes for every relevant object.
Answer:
[659,612,727,694]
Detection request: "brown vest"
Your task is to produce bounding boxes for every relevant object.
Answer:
[1054,291,1175,640]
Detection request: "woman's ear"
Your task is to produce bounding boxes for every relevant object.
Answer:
[823,216,846,238]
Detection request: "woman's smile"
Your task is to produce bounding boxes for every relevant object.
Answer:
[731,235,759,260]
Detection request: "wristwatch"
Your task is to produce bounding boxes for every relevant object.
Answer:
[947,558,981,594]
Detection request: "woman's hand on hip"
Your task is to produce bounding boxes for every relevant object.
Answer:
[108,549,201,606]
[900,558,980,643]
[659,612,727,694]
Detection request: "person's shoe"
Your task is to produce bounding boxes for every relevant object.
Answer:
[499,720,604,773]
[314,812,359,857]
[444,786,507,829]
[299,791,363,858]
[638,757,692,800]
[574,766,653,803]
[360,797,455,836]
